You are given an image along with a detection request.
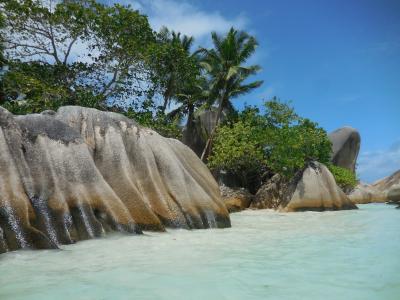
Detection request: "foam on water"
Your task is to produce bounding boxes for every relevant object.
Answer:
[0,204,399,300]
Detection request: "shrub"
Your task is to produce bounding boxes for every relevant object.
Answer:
[207,119,266,187]
[327,164,358,192]
[208,99,333,188]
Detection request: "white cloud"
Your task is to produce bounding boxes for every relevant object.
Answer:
[357,141,400,183]
[103,0,248,45]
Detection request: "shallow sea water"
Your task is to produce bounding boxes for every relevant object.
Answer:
[1,203,399,300]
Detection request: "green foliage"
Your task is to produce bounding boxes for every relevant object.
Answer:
[147,27,200,112]
[197,27,263,160]
[0,0,204,139]
[208,99,333,183]
[0,11,4,67]
[0,1,350,190]
[266,118,332,178]
[327,164,358,191]
[124,101,182,139]
[1,0,156,111]
[264,97,299,128]
[0,10,6,103]
[1,61,104,113]
[207,119,266,184]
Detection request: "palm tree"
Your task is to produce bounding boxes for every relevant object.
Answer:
[157,27,195,113]
[198,27,263,161]
[167,73,209,141]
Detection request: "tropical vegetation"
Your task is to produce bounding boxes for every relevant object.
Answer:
[208,99,334,189]
[0,0,358,191]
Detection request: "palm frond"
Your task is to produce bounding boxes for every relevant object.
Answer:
[230,80,264,98]
[226,65,239,80]
[239,36,258,62]
[167,105,186,119]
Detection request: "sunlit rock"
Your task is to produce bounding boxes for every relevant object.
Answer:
[281,162,357,211]
[252,162,357,212]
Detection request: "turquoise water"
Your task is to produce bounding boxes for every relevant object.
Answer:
[1,204,399,300]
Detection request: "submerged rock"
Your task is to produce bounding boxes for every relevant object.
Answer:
[252,162,357,212]
[0,106,230,253]
[329,127,360,173]
[219,186,253,213]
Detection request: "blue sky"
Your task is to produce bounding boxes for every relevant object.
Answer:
[103,0,400,182]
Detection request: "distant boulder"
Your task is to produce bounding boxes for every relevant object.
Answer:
[251,162,357,212]
[281,162,357,211]
[328,126,360,173]
[373,170,400,190]
[348,170,400,204]
[347,183,386,204]
[374,170,400,205]
[387,186,400,204]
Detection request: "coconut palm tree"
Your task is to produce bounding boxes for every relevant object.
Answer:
[157,27,196,113]
[197,27,263,161]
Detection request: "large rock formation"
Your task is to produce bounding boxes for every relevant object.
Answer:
[348,170,400,205]
[0,106,230,254]
[373,170,400,206]
[251,162,357,211]
[329,127,360,172]
[182,109,226,157]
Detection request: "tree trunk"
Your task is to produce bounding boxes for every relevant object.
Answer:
[162,76,174,113]
[183,103,195,147]
[200,95,225,162]
[161,95,170,113]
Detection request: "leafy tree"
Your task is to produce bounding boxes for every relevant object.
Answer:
[1,0,155,111]
[148,27,199,113]
[264,97,299,128]
[265,118,332,178]
[1,61,70,112]
[198,27,263,161]
[261,98,331,177]
[207,113,267,188]
[208,99,333,189]
[166,73,211,145]
[124,99,182,139]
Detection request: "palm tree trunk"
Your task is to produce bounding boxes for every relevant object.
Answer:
[161,95,170,113]
[200,95,225,162]
[183,103,195,146]
[162,76,175,113]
